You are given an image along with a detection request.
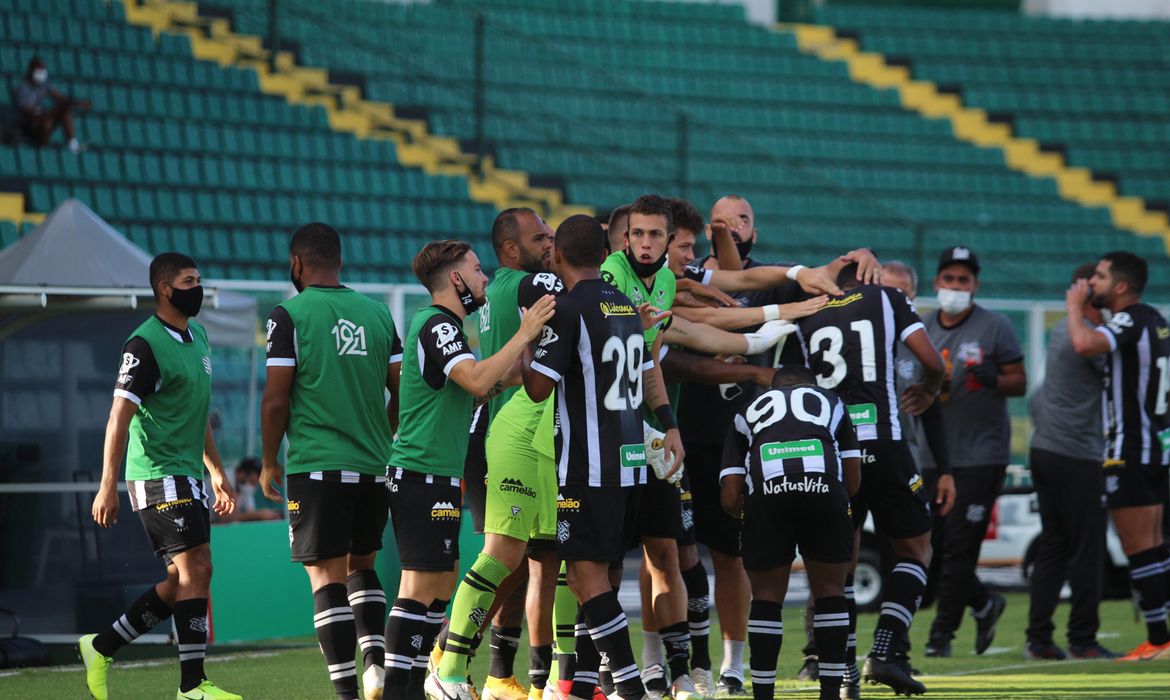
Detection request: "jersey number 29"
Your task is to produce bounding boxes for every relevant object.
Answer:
[601,335,644,411]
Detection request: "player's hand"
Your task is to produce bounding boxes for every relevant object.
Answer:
[935,474,956,517]
[210,471,237,516]
[260,462,285,503]
[899,383,935,416]
[743,320,797,355]
[661,428,685,481]
[92,485,119,528]
[1066,278,1090,310]
[778,295,828,321]
[683,279,738,308]
[518,294,556,342]
[969,360,999,389]
[754,366,778,386]
[843,248,882,285]
[795,267,842,296]
[638,303,672,331]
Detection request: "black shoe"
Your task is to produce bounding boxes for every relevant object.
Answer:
[796,655,819,681]
[838,682,860,700]
[1024,642,1067,660]
[924,640,951,658]
[716,674,750,697]
[892,652,921,676]
[973,592,1007,655]
[862,655,926,696]
[1068,642,1119,659]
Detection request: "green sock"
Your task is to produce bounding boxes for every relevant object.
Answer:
[438,553,512,682]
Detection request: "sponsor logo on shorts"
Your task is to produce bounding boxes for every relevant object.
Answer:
[174,516,187,532]
[1106,475,1120,494]
[620,444,647,468]
[511,505,522,517]
[557,494,581,512]
[557,520,571,543]
[287,500,300,513]
[847,403,877,426]
[908,474,924,494]
[431,501,460,520]
[156,498,194,511]
[444,538,453,553]
[762,475,829,495]
[499,477,537,498]
[966,504,986,523]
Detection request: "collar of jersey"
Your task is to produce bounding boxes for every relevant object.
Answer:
[431,304,464,324]
[152,314,194,344]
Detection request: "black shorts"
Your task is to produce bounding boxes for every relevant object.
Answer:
[677,472,696,547]
[557,484,638,564]
[685,441,742,556]
[1104,458,1169,509]
[138,497,210,563]
[741,480,854,569]
[634,476,683,542]
[465,412,489,535]
[388,467,462,571]
[287,474,389,563]
[851,439,932,539]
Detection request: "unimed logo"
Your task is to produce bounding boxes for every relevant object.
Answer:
[620,444,647,468]
[762,440,824,460]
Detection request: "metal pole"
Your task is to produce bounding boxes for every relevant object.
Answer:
[267,0,279,73]
[473,13,486,177]
[676,112,689,199]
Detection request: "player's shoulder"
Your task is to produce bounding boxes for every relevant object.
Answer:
[600,251,631,285]
[521,271,565,295]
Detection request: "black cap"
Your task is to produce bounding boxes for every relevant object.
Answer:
[938,246,980,275]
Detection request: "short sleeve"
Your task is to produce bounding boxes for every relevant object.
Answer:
[518,272,565,311]
[530,298,577,383]
[265,306,297,367]
[682,264,712,285]
[719,416,751,481]
[832,398,861,460]
[388,317,404,365]
[1095,309,1141,353]
[993,313,1025,365]
[885,287,926,343]
[113,337,160,405]
[420,313,474,378]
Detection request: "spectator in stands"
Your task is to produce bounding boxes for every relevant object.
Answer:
[216,457,282,522]
[14,57,89,153]
[1024,263,1115,660]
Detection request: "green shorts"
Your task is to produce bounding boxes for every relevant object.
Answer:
[485,412,558,542]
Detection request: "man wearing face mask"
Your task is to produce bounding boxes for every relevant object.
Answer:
[922,246,1027,658]
[14,57,89,153]
[81,253,240,700]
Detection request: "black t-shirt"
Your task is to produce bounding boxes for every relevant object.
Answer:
[113,316,193,405]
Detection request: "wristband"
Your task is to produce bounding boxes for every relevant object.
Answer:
[785,264,806,281]
[653,404,678,432]
[762,304,781,322]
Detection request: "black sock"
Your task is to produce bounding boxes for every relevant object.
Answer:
[802,598,817,658]
[409,599,447,695]
[570,610,601,699]
[580,591,644,700]
[814,596,849,700]
[1161,543,1170,617]
[871,559,927,660]
[92,585,173,657]
[681,562,711,671]
[661,620,691,682]
[747,600,783,700]
[347,570,386,672]
[844,575,858,685]
[384,598,427,700]
[172,598,209,694]
[1129,547,1170,645]
[313,585,358,700]
[529,643,553,690]
[489,625,522,679]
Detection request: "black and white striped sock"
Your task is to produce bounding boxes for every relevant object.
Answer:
[383,598,427,699]
[747,600,782,700]
[1129,547,1170,645]
[814,596,850,700]
[346,570,386,673]
[529,643,553,690]
[173,598,209,694]
[314,584,358,699]
[580,591,643,700]
[409,599,447,694]
[92,585,173,658]
[844,574,858,685]
[870,559,927,660]
[660,620,692,682]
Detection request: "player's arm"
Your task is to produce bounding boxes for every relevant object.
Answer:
[900,328,945,416]
[673,295,827,330]
[1066,279,1113,356]
[644,333,684,477]
[95,337,160,528]
[663,315,796,356]
[919,401,955,515]
[203,420,236,516]
[451,295,555,397]
[705,264,843,297]
[825,248,882,286]
[675,276,738,308]
[660,347,775,386]
[708,219,744,271]
[718,419,749,516]
[260,306,297,502]
[834,402,862,498]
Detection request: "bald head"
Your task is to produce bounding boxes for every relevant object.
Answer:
[708,194,757,252]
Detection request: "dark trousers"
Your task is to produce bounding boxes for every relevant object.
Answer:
[928,465,1006,643]
[1025,447,1107,647]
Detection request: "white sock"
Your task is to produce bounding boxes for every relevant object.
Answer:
[719,639,745,681]
[642,630,665,670]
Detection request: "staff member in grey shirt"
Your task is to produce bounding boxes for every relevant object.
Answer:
[1025,263,1116,660]
[923,247,1027,658]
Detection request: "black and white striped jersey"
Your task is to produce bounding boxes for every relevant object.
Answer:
[529,279,653,488]
[793,284,926,442]
[1095,303,1170,466]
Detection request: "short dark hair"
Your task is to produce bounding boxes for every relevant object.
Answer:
[289,222,342,269]
[235,457,262,474]
[1102,251,1147,296]
[491,207,537,257]
[772,364,819,388]
[413,239,472,292]
[149,252,198,299]
[668,198,704,236]
[556,215,607,268]
[629,194,673,232]
[608,203,632,234]
[836,262,860,290]
[1071,262,1097,285]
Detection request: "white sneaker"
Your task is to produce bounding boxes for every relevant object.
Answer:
[362,664,385,700]
[672,674,704,700]
[691,668,715,698]
[425,672,478,700]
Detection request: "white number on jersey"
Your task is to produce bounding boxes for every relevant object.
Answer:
[808,321,877,388]
[1155,355,1170,416]
[331,319,368,356]
[601,335,645,411]
[744,387,831,434]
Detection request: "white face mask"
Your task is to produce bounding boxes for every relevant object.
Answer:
[31,68,48,84]
[937,288,973,315]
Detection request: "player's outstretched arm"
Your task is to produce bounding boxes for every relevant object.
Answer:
[93,397,137,528]
[708,220,744,271]
[660,348,774,386]
[203,420,236,516]
[825,248,882,286]
[675,295,827,330]
[452,294,555,397]
[676,277,738,308]
[664,315,797,356]
[260,364,295,502]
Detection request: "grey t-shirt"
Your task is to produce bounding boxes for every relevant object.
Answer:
[896,346,937,470]
[14,81,52,113]
[925,305,1024,468]
[1029,317,1104,460]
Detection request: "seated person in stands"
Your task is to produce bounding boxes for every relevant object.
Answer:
[216,457,283,522]
[14,57,89,153]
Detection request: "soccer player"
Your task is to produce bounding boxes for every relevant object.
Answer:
[395,239,554,700]
[81,253,240,700]
[260,223,403,700]
[792,262,944,696]
[525,214,684,700]
[719,365,861,700]
[1065,251,1170,661]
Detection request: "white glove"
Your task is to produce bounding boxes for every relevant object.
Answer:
[644,421,683,484]
[743,320,798,355]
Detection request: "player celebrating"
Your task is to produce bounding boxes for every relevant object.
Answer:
[719,365,861,700]
[81,253,240,700]
[260,223,404,700]
[1066,251,1170,661]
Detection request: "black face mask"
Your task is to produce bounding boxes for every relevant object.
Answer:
[168,285,204,318]
[290,268,304,293]
[625,247,668,278]
[455,273,483,314]
[712,234,755,261]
